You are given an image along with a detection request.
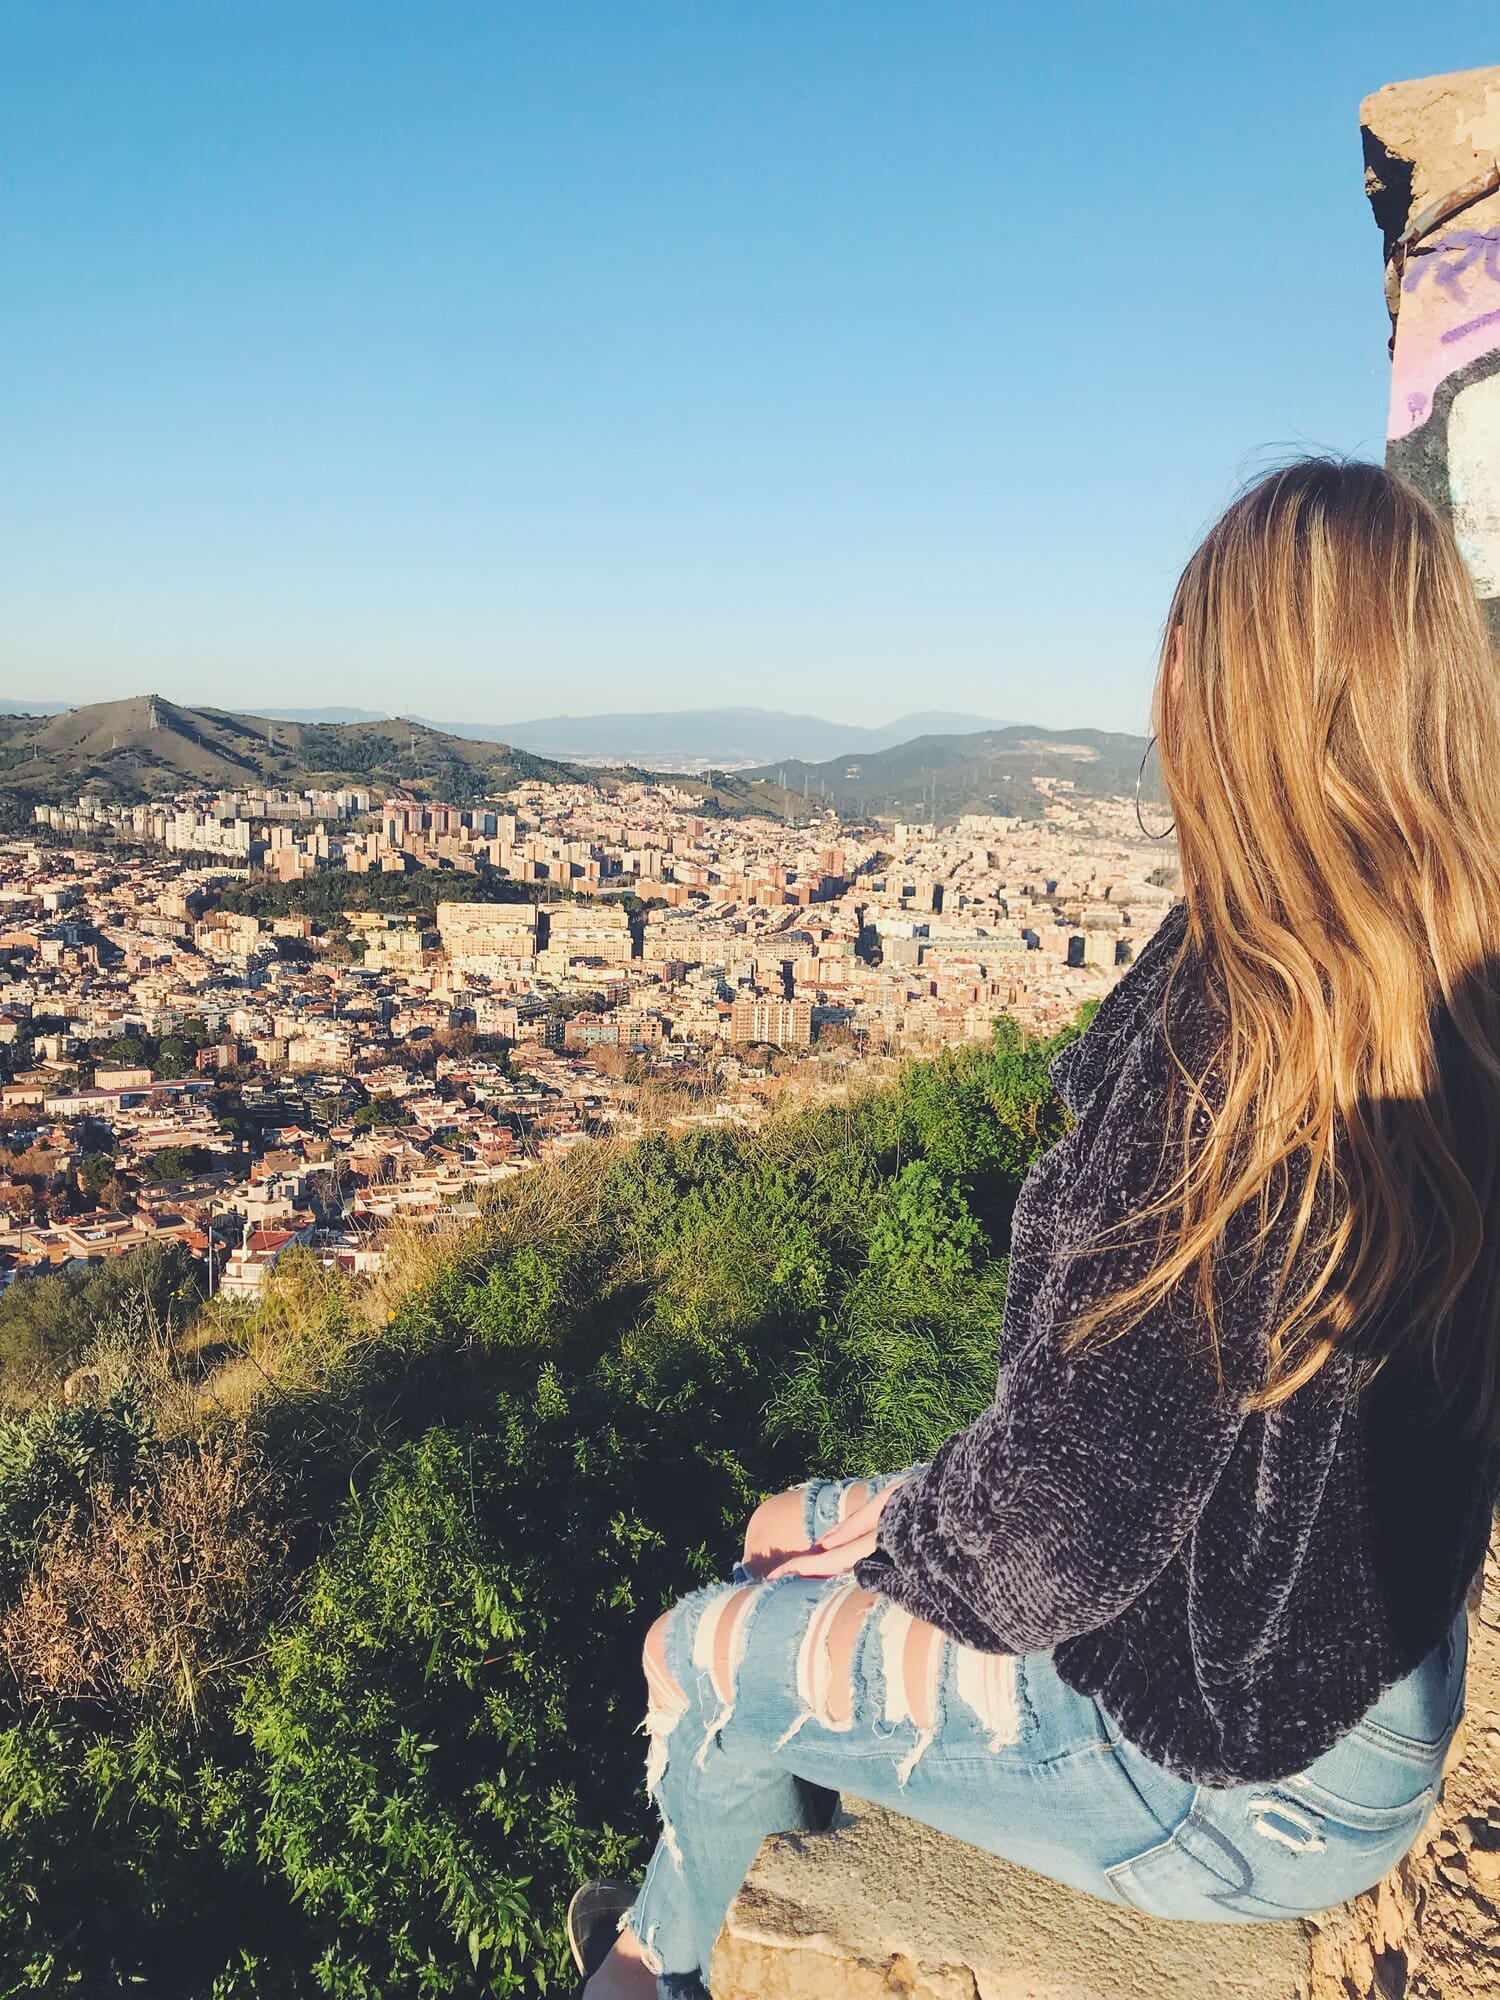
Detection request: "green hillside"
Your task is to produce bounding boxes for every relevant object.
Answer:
[0,1010,1088,1996]
[0,696,585,810]
[743,723,1152,819]
[0,696,823,829]
[0,700,1149,830]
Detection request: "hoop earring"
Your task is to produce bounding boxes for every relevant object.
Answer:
[1134,734,1175,840]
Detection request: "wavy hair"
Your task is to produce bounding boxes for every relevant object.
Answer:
[1059,457,1500,1440]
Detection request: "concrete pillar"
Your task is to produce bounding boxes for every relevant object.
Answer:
[1362,66,1500,639]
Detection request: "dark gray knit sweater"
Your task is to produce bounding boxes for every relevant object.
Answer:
[855,897,1499,1784]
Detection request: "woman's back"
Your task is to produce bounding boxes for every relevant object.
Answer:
[859,899,1499,1783]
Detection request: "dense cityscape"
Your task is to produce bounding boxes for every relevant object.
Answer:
[3,773,1176,1296]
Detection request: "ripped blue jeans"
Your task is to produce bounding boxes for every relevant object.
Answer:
[623,1469,1468,1992]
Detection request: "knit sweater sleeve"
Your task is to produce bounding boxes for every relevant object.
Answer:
[854,1011,1264,1654]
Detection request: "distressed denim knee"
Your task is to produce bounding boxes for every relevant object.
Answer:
[625,1578,807,1986]
[768,1576,1025,1787]
[635,1583,776,1861]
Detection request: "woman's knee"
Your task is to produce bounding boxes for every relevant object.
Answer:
[741,1485,810,1570]
[642,1584,760,1728]
[643,1610,676,1687]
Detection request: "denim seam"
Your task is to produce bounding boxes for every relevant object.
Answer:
[931,1738,1118,1773]
[1091,1719,1185,1843]
[1105,1794,1311,1921]
[1346,1713,1457,1767]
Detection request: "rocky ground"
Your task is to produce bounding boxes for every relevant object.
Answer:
[1311,1539,1500,1999]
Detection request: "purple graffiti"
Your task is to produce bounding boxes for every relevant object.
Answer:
[1403,228,1500,302]
[1442,305,1500,345]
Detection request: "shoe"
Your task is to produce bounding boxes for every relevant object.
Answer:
[566,1879,638,1983]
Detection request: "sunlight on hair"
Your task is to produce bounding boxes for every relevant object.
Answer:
[1055,458,1500,1441]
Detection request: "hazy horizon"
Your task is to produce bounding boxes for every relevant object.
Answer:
[3,4,1486,733]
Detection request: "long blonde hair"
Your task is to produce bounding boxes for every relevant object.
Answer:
[1060,458,1500,1440]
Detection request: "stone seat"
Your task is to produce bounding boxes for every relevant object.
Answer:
[714,1796,1318,1999]
[711,1550,1499,2000]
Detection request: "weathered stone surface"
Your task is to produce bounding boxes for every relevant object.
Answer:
[1362,68,1500,242]
[1362,66,1500,642]
[711,1800,1309,2000]
[711,1540,1499,2000]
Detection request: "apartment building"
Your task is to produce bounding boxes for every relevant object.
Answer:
[729,995,813,1048]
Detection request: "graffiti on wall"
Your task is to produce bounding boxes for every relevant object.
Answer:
[1388,225,1500,624]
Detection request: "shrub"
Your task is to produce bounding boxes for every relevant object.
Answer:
[867,1160,982,1286]
[240,1424,645,1997]
[147,1144,213,1182]
[352,1096,413,1132]
[0,1394,151,1599]
[0,1715,308,1998]
[767,1263,1009,1474]
[1,1438,288,1720]
[0,1244,204,1400]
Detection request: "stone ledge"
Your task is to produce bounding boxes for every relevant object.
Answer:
[711,1798,1311,2000]
[711,1547,1499,2000]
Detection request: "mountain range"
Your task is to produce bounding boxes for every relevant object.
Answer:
[0,697,590,824]
[6,702,1017,770]
[403,706,1014,766]
[741,725,1154,820]
[0,695,1153,832]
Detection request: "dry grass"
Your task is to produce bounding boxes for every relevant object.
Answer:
[175,1141,633,1425]
[0,1437,288,1719]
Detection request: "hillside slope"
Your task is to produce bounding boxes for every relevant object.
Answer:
[745,722,1152,818]
[0,1019,1079,1996]
[465,706,1014,764]
[0,695,588,808]
[0,698,1144,828]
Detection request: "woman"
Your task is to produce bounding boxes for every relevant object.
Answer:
[570,459,1500,1997]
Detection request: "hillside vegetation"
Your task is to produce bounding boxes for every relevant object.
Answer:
[0,698,581,815]
[0,697,1151,826]
[0,697,801,822]
[0,1009,1090,1998]
[744,722,1152,819]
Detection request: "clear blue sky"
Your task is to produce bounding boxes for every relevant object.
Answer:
[1,4,1489,734]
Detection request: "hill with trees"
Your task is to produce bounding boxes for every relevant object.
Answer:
[0,697,808,823]
[743,722,1152,819]
[0,1006,1091,1996]
[0,699,1153,831]
[0,696,584,813]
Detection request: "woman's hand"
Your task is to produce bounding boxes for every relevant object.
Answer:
[761,1479,908,1580]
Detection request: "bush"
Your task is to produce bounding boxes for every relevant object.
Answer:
[147,1144,213,1182]
[0,1244,204,1399]
[0,1393,151,1599]
[867,1160,982,1285]
[241,1424,644,1996]
[1,1439,288,1719]
[352,1095,412,1132]
[0,1715,308,1998]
